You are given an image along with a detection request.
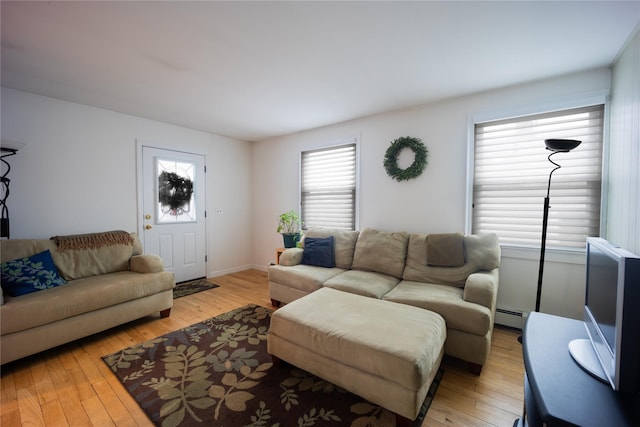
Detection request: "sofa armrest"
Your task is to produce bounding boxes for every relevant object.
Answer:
[130,254,165,274]
[463,268,499,310]
[279,248,303,266]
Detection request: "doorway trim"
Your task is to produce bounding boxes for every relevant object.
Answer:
[135,140,207,280]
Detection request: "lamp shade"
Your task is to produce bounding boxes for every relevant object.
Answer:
[545,139,581,152]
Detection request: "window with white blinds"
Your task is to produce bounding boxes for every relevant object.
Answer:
[301,143,356,230]
[472,105,604,249]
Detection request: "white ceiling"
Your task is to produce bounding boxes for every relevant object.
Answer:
[2,1,639,142]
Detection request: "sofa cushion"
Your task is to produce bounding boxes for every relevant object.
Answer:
[0,270,174,335]
[268,264,346,294]
[427,233,465,267]
[302,236,335,268]
[383,280,492,336]
[465,234,501,270]
[1,250,67,297]
[50,231,136,280]
[1,239,58,263]
[53,244,135,280]
[131,233,144,255]
[303,228,360,270]
[403,233,500,287]
[323,270,400,299]
[351,228,409,278]
[0,232,142,282]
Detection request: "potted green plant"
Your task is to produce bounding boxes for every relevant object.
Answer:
[277,210,303,248]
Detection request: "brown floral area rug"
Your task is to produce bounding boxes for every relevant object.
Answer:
[173,278,219,299]
[102,305,443,427]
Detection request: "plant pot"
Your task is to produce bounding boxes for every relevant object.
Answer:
[282,233,301,249]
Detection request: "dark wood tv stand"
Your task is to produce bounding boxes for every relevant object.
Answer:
[516,312,640,426]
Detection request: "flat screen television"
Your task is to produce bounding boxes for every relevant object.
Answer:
[568,237,640,394]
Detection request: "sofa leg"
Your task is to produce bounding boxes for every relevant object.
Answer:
[160,308,171,318]
[270,298,281,307]
[468,362,483,375]
[271,354,283,367]
[395,414,413,427]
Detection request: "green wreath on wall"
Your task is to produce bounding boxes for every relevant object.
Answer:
[383,136,428,181]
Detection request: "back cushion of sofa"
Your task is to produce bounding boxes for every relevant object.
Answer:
[351,228,409,278]
[52,244,135,280]
[1,232,140,281]
[303,228,360,269]
[1,239,57,263]
[403,233,500,287]
[464,233,501,270]
[50,231,138,280]
[131,233,143,256]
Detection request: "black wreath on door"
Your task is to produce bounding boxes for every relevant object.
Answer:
[158,171,194,212]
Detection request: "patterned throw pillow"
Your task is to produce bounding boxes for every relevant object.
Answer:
[0,250,67,297]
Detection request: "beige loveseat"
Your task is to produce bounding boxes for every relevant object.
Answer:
[268,227,500,372]
[0,231,175,364]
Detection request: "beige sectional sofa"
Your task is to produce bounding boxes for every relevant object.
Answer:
[268,227,500,372]
[0,231,175,364]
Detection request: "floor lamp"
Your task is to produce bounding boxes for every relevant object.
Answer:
[535,138,581,312]
[518,139,581,345]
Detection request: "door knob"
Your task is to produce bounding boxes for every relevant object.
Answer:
[145,224,153,230]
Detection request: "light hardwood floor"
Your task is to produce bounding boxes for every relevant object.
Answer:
[1,269,524,426]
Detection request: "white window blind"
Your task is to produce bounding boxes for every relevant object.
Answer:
[301,143,356,230]
[473,105,604,249]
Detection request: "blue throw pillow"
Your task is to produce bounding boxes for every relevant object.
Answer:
[302,236,336,268]
[1,250,67,297]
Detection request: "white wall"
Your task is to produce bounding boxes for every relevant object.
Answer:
[0,87,254,277]
[252,68,612,325]
[4,54,634,325]
[607,27,640,255]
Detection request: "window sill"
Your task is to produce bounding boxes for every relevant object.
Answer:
[500,244,585,265]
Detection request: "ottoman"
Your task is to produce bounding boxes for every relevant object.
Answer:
[267,287,446,425]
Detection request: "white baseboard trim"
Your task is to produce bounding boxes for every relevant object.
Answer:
[208,264,256,277]
[252,264,269,272]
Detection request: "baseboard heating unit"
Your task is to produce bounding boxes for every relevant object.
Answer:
[495,307,526,330]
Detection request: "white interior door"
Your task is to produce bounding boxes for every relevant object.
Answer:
[140,145,206,283]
